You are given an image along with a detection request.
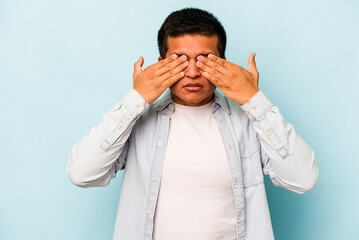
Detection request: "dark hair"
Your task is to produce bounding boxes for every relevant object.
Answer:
[157,8,227,58]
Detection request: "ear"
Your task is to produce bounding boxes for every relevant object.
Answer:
[158,56,162,62]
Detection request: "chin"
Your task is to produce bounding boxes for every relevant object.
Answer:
[172,92,215,106]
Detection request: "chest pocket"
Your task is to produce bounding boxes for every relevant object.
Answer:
[239,137,264,188]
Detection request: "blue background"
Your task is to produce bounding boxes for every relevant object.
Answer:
[1,0,358,239]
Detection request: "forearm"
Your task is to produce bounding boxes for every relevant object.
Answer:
[241,91,318,194]
[67,89,149,188]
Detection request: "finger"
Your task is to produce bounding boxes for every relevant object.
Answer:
[207,54,232,68]
[133,56,144,76]
[157,54,187,76]
[202,71,225,88]
[160,60,188,82]
[154,53,179,70]
[196,55,229,76]
[161,71,185,88]
[196,60,226,78]
[247,52,258,75]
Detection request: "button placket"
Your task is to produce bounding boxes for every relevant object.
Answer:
[213,110,246,237]
[143,109,172,240]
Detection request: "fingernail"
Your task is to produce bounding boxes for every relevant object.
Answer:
[203,72,209,77]
[208,54,214,60]
[197,55,203,61]
[196,61,202,67]
[184,61,189,66]
[172,54,178,60]
[180,55,187,61]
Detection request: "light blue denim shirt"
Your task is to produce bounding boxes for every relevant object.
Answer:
[67,88,318,240]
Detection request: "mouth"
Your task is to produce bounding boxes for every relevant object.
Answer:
[183,83,203,91]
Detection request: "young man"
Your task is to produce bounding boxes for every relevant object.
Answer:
[67,8,318,240]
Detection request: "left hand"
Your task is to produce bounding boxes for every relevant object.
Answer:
[196,52,259,105]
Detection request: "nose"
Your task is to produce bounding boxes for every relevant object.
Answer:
[184,59,201,79]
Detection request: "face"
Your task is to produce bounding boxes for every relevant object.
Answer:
[160,35,220,106]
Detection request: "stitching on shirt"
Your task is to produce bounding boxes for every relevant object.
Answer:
[257,116,289,159]
[100,108,137,152]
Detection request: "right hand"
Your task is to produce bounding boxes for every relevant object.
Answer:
[133,54,188,104]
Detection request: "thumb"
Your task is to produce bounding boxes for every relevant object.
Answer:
[133,56,144,76]
[247,52,258,75]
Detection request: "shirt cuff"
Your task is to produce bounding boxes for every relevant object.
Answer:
[119,89,150,116]
[240,90,273,121]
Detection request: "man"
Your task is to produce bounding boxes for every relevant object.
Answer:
[67,8,318,240]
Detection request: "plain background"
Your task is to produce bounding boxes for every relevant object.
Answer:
[1,0,358,239]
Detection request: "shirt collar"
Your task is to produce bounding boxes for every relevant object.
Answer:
[154,89,231,114]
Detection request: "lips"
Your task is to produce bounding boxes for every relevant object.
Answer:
[183,83,203,91]
[184,83,203,87]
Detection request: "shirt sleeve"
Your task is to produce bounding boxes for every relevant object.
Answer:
[240,90,318,194]
[67,89,150,188]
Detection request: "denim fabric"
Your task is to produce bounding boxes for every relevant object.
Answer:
[67,88,318,240]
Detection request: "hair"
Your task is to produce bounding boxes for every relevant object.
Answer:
[157,8,227,59]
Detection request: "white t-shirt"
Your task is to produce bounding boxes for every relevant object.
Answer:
[152,99,237,240]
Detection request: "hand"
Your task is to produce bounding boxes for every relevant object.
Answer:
[196,52,259,105]
[133,54,188,104]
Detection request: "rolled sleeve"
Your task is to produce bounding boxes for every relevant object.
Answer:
[240,90,318,193]
[241,91,289,159]
[67,89,149,188]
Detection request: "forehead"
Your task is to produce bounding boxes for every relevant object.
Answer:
[166,35,219,58]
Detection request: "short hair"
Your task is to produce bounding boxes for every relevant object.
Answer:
[157,8,227,59]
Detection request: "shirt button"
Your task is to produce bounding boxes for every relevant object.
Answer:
[158,142,163,147]
[234,178,238,185]
[137,105,143,112]
[161,115,166,120]
[169,103,173,108]
[268,131,273,136]
[146,210,151,215]
[120,125,124,131]
[152,177,157,182]
[219,119,223,123]
[245,111,249,115]
[228,144,232,150]
[251,108,256,114]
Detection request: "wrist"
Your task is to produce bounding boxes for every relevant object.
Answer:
[133,88,152,105]
[237,88,259,106]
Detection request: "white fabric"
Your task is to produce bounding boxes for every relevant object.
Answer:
[152,100,237,240]
[67,89,318,240]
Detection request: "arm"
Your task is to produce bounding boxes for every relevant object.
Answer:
[241,91,318,193]
[67,89,149,188]
[67,54,188,188]
[197,53,318,193]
